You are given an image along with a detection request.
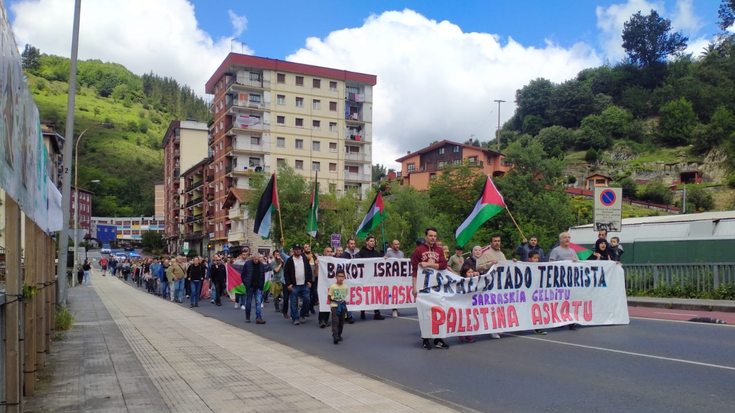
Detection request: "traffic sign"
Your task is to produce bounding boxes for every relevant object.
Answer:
[242,246,251,254]
[183,242,189,254]
[593,187,622,232]
[222,245,230,252]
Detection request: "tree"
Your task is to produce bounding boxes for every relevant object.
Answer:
[21,45,41,73]
[618,177,638,199]
[576,115,612,150]
[659,98,698,146]
[693,106,735,153]
[372,164,387,182]
[719,0,735,32]
[686,186,714,211]
[585,148,599,163]
[537,125,574,152]
[622,10,688,68]
[141,230,165,254]
[548,79,597,128]
[515,78,555,123]
[600,106,634,140]
[640,182,674,205]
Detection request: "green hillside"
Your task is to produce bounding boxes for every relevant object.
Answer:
[23,46,210,216]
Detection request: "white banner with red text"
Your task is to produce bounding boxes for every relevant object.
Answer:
[317,257,416,312]
[416,260,629,338]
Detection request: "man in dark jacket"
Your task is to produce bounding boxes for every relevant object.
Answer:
[357,236,385,320]
[241,253,268,324]
[209,255,227,307]
[284,243,313,325]
[515,236,545,262]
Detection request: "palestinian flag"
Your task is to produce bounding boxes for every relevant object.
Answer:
[455,176,506,247]
[569,243,593,260]
[227,263,246,295]
[254,174,279,239]
[306,173,319,238]
[226,262,272,295]
[356,192,385,239]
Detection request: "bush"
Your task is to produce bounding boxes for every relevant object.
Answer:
[685,186,714,211]
[618,177,638,199]
[538,125,574,152]
[659,98,698,146]
[567,175,577,184]
[550,146,564,159]
[55,305,75,332]
[639,182,674,205]
[585,148,598,163]
[576,114,612,150]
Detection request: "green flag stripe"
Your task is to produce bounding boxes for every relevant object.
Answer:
[455,204,504,247]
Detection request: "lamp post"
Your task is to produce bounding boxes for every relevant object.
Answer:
[494,99,506,151]
[72,123,108,286]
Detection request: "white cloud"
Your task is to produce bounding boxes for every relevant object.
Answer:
[596,0,710,62]
[10,0,253,96]
[228,10,248,38]
[287,10,601,169]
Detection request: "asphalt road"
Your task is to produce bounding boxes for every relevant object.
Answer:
[115,278,735,413]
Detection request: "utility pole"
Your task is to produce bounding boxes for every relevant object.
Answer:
[494,99,506,151]
[56,0,83,306]
[682,184,687,214]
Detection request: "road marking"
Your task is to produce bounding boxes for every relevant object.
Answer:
[508,334,735,371]
[653,312,698,316]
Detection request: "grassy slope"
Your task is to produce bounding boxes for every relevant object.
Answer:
[29,74,168,214]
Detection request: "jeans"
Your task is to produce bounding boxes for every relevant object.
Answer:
[161,281,170,299]
[245,288,262,320]
[174,278,185,302]
[84,270,90,286]
[190,280,202,305]
[210,282,217,301]
[290,284,310,321]
[331,306,345,338]
[282,287,290,316]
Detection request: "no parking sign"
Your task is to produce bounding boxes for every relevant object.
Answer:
[593,187,622,232]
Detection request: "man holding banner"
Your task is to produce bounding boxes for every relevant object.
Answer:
[410,227,450,350]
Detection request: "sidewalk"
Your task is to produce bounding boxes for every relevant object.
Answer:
[25,272,467,413]
[627,297,735,313]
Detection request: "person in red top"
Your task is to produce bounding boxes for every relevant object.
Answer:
[410,227,450,350]
[99,257,109,276]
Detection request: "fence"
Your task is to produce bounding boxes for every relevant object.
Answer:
[624,263,735,295]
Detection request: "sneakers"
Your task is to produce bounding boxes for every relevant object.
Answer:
[422,339,431,350]
[434,340,450,349]
[360,311,366,320]
[190,304,194,308]
[235,303,240,309]
[293,320,300,325]
[334,336,339,345]
[491,333,501,339]
[374,313,385,320]
[347,316,355,324]
[211,300,215,304]
[246,318,251,323]
[534,330,547,335]
[194,303,199,307]
[319,321,327,328]
[256,318,266,324]
[299,316,306,323]
[392,309,399,318]
[240,305,246,310]
[338,336,343,342]
[186,295,190,299]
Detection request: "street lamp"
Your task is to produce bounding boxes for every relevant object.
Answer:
[494,99,506,151]
[72,123,109,286]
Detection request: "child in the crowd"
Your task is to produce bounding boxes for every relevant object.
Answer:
[457,264,477,343]
[528,251,547,335]
[609,237,625,262]
[330,268,349,345]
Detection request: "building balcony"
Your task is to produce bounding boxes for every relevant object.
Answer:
[344,152,371,162]
[185,230,203,240]
[225,122,270,136]
[231,164,270,175]
[226,76,270,91]
[185,197,204,208]
[344,172,371,182]
[173,149,180,158]
[174,168,180,178]
[206,194,214,201]
[208,135,214,146]
[206,175,214,183]
[230,136,269,153]
[186,180,203,192]
[226,99,270,112]
[345,91,366,102]
[229,208,243,220]
[345,133,371,143]
[228,230,246,243]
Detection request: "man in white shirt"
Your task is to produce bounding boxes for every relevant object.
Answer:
[477,235,507,273]
[284,243,313,325]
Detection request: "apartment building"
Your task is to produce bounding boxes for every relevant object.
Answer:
[70,185,93,236]
[41,120,64,190]
[91,216,165,242]
[181,157,215,257]
[396,140,512,191]
[205,53,377,251]
[161,120,209,255]
[154,181,164,218]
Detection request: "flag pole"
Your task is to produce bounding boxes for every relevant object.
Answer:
[505,208,526,240]
[381,221,386,254]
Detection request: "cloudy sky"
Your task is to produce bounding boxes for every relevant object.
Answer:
[7,0,724,169]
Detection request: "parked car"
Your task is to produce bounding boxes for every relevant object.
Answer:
[115,252,128,260]
[101,244,111,254]
[124,245,134,252]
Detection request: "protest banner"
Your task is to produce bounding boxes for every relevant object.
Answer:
[318,256,416,312]
[416,260,629,338]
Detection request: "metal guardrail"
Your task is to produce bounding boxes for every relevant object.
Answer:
[624,263,735,294]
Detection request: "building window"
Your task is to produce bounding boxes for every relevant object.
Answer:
[329,81,338,91]
[438,161,446,169]
[296,76,304,86]
[329,122,337,132]
[277,158,286,167]
[277,116,285,126]
[296,97,304,107]
[313,141,321,151]
[312,161,320,171]
[439,148,445,154]
[468,156,478,164]
[453,159,461,165]
[251,136,261,145]
[329,142,337,152]
[407,163,415,173]
[453,145,460,153]
[295,118,303,128]
[329,162,337,172]
[329,101,337,111]
[249,94,261,103]
[313,79,321,88]
[277,95,285,105]
[295,139,304,149]
[313,99,321,110]
[249,72,261,82]
[277,137,285,147]
[312,120,321,130]
[277,73,285,83]
[430,173,436,180]
[295,160,304,170]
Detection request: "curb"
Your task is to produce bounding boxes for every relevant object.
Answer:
[627,299,735,313]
